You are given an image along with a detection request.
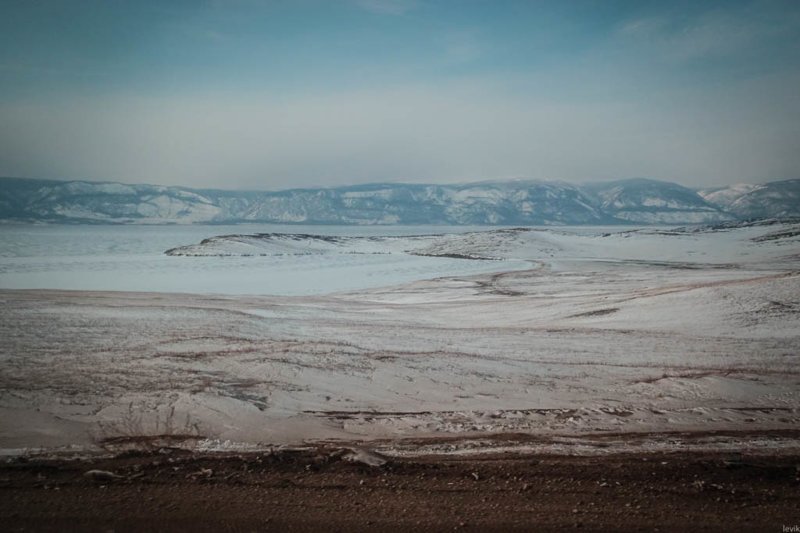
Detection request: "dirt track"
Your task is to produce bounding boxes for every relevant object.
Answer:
[3,448,799,532]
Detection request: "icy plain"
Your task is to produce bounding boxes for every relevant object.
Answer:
[0,221,798,456]
[0,224,527,295]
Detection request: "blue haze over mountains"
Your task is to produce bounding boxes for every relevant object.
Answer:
[0,176,798,226]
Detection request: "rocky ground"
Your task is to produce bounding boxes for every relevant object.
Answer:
[3,446,799,532]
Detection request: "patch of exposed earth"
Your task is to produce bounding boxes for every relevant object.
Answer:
[2,448,799,531]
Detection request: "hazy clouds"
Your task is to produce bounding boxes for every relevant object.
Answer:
[1,0,798,190]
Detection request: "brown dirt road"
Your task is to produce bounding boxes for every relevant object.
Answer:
[3,447,800,532]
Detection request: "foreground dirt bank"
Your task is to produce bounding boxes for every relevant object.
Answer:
[3,448,799,532]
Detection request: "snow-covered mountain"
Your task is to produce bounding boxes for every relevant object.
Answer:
[584,178,734,224]
[0,177,609,225]
[0,177,227,224]
[0,176,792,225]
[698,179,800,220]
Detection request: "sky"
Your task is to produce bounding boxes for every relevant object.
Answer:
[0,0,798,190]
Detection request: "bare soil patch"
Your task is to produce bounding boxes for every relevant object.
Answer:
[3,448,799,531]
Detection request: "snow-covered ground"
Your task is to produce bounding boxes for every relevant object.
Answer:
[0,221,798,456]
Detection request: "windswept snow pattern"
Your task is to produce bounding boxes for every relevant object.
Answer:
[1,221,799,455]
[164,222,800,269]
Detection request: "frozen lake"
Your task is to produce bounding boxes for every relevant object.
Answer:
[0,224,532,295]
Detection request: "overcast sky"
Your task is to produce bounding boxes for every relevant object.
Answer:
[1,0,798,190]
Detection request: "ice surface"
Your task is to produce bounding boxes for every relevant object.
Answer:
[0,224,529,295]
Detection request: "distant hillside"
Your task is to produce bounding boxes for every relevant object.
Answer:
[698,179,800,220]
[0,176,791,225]
[584,178,731,224]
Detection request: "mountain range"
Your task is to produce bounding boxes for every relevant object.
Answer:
[0,176,797,226]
